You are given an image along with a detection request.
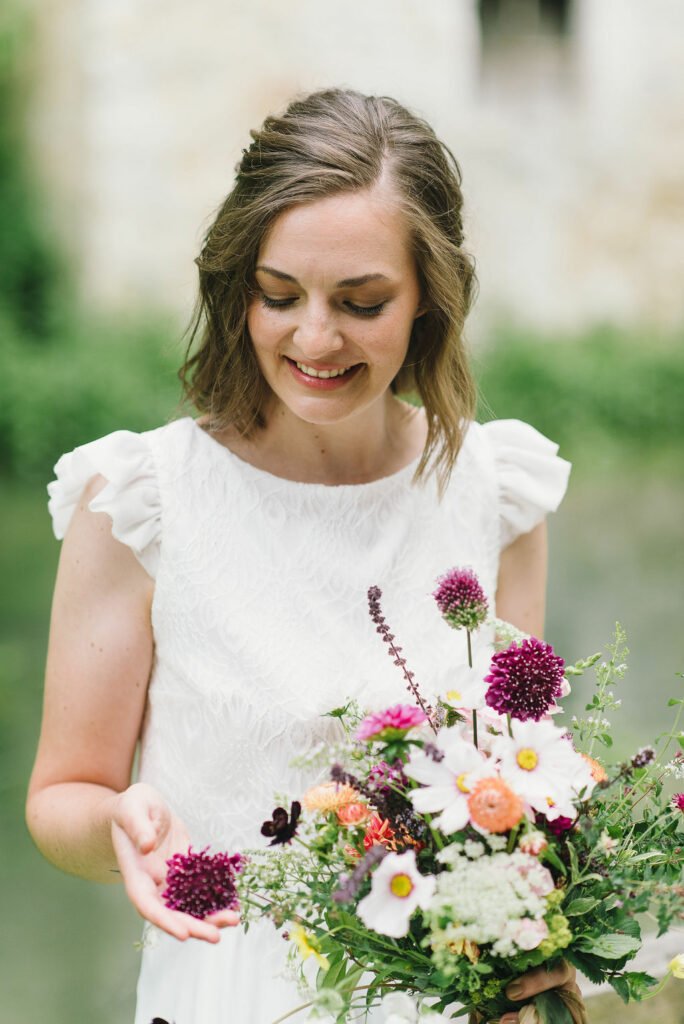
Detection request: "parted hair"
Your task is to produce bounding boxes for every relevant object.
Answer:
[179,87,478,489]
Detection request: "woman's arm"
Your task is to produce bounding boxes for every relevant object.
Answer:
[26,476,237,940]
[27,474,154,879]
[495,520,548,637]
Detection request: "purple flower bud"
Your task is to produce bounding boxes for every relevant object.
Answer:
[433,567,488,632]
[631,746,656,768]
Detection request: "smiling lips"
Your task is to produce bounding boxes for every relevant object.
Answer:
[285,356,363,389]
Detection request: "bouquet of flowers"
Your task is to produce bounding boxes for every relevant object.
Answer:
[165,569,684,1024]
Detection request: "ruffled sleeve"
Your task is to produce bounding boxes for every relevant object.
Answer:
[47,430,161,578]
[481,419,571,549]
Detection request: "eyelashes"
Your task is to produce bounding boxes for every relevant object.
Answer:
[259,295,387,318]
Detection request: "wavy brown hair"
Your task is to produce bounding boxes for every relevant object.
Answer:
[180,87,478,490]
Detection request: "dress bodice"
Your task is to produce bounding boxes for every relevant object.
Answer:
[48,414,570,1023]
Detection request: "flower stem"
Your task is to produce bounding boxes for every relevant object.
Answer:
[507,713,513,738]
[472,711,479,750]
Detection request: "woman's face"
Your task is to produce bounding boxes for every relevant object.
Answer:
[247,181,424,428]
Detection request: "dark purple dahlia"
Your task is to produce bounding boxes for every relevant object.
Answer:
[433,567,488,631]
[162,846,245,919]
[485,637,565,721]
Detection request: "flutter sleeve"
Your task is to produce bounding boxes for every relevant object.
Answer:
[481,419,571,550]
[47,430,161,578]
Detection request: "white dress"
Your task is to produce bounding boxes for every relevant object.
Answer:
[48,415,570,1024]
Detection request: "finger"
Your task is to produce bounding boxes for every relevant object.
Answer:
[205,908,241,928]
[500,1016,518,1024]
[506,960,573,1001]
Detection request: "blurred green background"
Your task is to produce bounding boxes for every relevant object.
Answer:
[1,9,682,1024]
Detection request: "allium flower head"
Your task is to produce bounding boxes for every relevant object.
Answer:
[433,567,488,631]
[357,704,427,742]
[672,793,684,812]
[485,637,565,721]
[162,846,245,919]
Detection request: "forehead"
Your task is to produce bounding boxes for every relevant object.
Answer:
[257,183,414,279]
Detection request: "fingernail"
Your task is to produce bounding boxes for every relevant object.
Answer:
[507,983,524,999]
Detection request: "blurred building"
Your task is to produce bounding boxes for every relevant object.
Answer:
[28,0,684,335]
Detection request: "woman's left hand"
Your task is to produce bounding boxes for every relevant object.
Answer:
[499,960,586,1024]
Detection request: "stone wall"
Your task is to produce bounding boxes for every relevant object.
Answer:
[27,0,684,334]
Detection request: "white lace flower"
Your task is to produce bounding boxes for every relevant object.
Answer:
[357,850,436,938]
[405,729,488,833]
[491,719,595,816]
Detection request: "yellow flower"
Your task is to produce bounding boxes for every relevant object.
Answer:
[447,937,480,963]
[302,781,359,813]
[669,954,684,979]
[290,924,330,970]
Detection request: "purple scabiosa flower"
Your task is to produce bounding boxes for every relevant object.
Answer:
[544,814,575,836]
[357,704,427,741]
[433,567,489,632]
[485,637,565,722]
[162,846,245,919]
[672,793,684,812]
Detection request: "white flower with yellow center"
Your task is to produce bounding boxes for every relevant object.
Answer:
[357,850,436,938]
[405,729,489,833]
[492,719,595,817]
[443,650,491,711]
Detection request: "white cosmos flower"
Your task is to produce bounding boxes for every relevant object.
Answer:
[492,719,595,816]
[405,729,489,833]
[357,850,436,938]
[443,649,491,711]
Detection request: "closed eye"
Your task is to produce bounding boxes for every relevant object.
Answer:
[260,294,386,317]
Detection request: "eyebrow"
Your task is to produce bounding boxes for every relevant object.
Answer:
[255,265,390,288]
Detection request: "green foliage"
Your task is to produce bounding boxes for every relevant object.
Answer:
[475,326,684,465]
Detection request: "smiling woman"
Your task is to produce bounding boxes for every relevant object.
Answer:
[27,88,578,1024]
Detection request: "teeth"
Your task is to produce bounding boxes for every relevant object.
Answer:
[295,362,353,379]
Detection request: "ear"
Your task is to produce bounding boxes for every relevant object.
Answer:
[414,302,429,319]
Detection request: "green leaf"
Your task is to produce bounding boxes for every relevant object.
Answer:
[567,842,580,882]
[667,698,684,706]
[541,847,567,875]
[534,991,575,1024]
[577,933,641,959]
[564,897,599,916]
[609,975,631,1003]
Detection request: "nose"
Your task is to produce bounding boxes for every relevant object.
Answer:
[292,300,344,359]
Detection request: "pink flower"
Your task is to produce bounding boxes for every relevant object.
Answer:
[509,917,549,951]
[357,704,428,741]
[518,831,548,856]
[672,793,684,812]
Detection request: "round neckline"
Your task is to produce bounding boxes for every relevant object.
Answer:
[184,416,423,491]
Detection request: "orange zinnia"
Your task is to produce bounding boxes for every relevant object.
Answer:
[581,753,608,784]
[363,813,397,850]
[467,777,523,833]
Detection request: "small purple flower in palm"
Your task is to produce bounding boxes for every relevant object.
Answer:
[162,846,245,919]
[485,637,565,721]
[433,567,488,632]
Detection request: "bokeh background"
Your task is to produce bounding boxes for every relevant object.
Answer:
[1,1,682,1021]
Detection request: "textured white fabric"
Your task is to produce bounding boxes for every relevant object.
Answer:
[47,415,570,1024]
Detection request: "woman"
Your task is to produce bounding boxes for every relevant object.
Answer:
[27,89,585,1023]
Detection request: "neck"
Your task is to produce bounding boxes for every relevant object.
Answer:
[245,393,424,485]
